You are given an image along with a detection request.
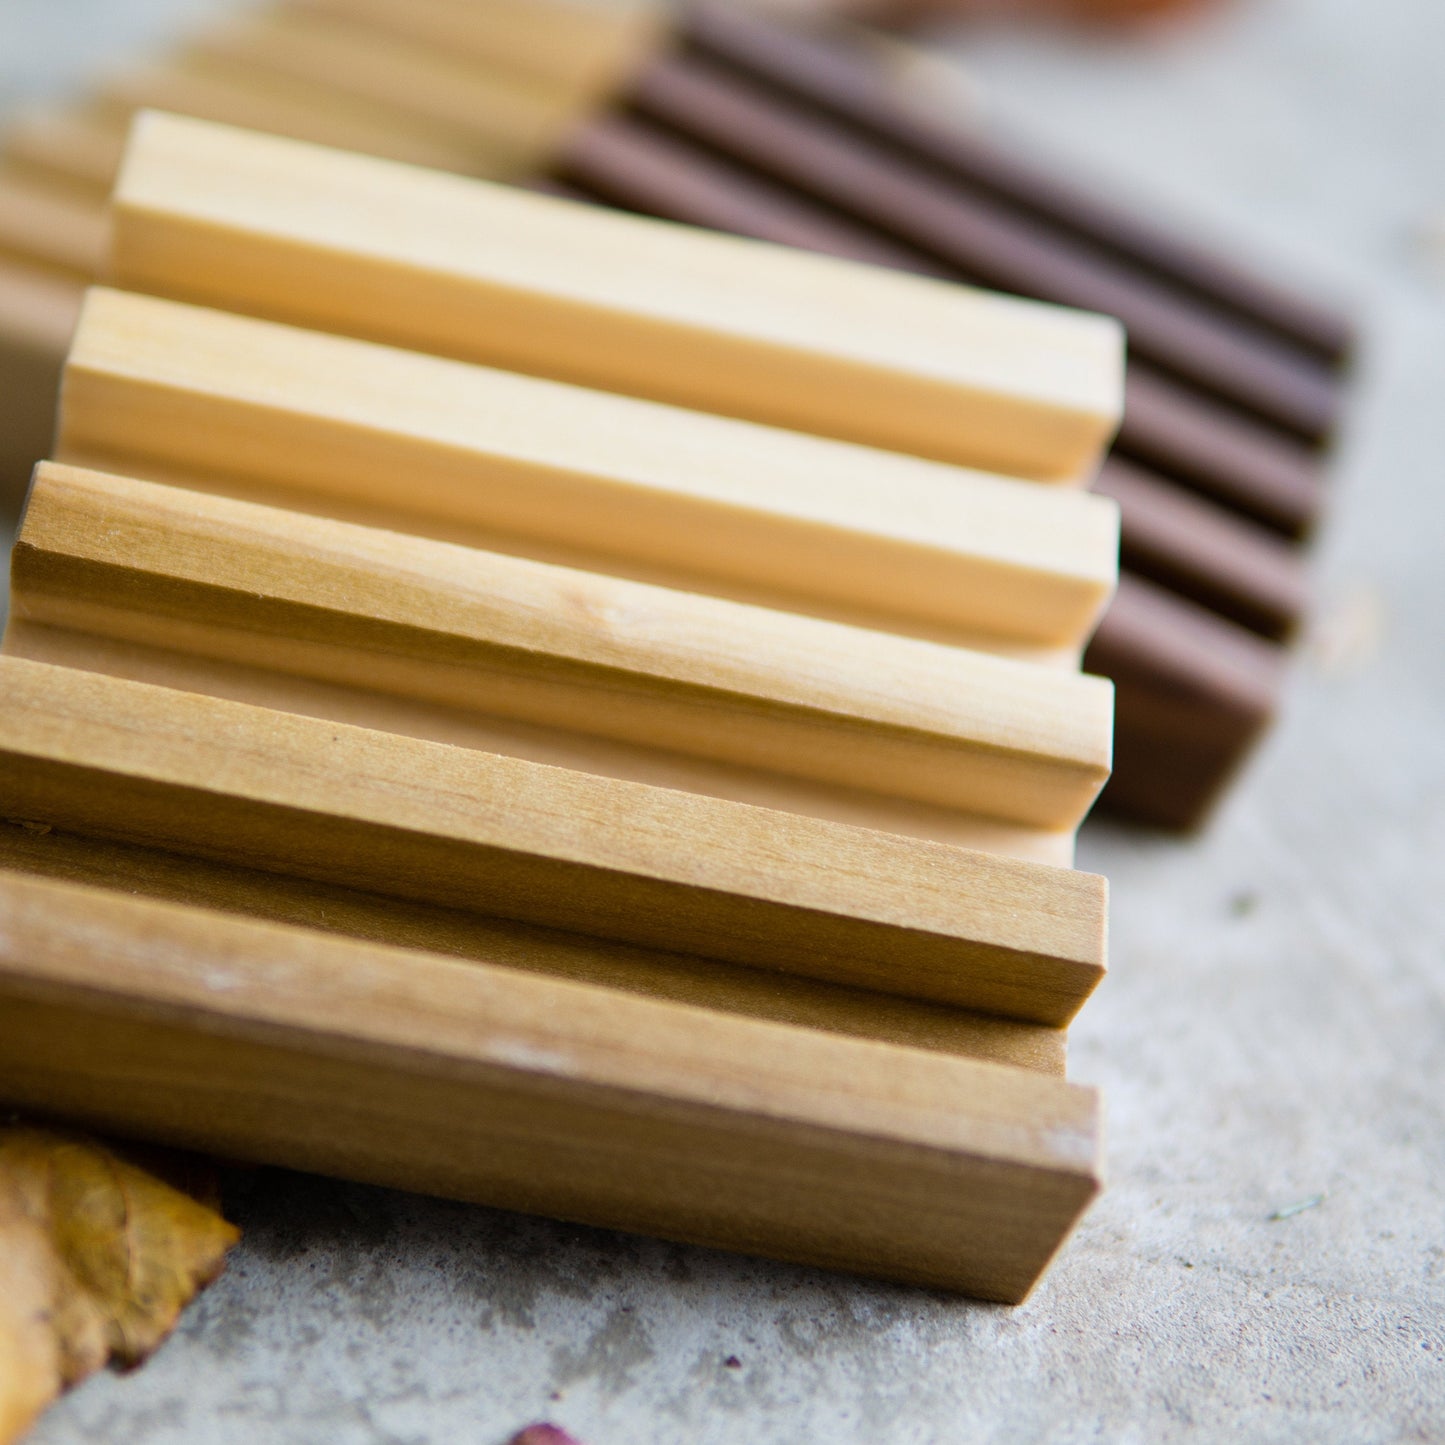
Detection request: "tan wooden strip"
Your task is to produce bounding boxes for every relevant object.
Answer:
[110,113,1124,480]
[184,7,592,175]
[291,0,668,100]
[0,866,1099,1301]
[0,823,1067,1073]
[14,463,1112,830]
[91,55,506,177]
[6,618,1078,865]
[60,288,1118,654]
[0,656,1107,1025]
[0,168,109,279]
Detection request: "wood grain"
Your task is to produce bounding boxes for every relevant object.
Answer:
[109,112,1124,481]
[12,463,1113,831]
[0,657,1108,1025]
[8,621,1081,865]
[0,822,1068,1073]
[59,288,1118,657]
[0,866,1101,1301]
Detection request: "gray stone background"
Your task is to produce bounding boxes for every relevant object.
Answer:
[2,0,1443,1440]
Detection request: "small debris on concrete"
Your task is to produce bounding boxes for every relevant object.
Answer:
[1268,1193,1326,1222]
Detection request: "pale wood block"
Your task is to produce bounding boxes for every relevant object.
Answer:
[0,259,81,516]
[60,288,1119,655]
[182,7,595,176]
[13,463,1112,830]
[0,656,1107,1025]
[291,0,668,101]
[0,866,1101,1301]
[109,113,1124,481]
[0,824,1067,1073]
[0,168,110,279]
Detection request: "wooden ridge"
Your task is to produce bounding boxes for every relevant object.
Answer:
[550,113,1327,542]
[0,865,1101,1302]
[58,287,1118,658]
[0,656,1108,1026]
[109,112,1125,481]
[0,822,1068,1073]
[11,462,1112,832]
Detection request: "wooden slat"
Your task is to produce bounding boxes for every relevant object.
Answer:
[182,7,591,176]
[0,823,1069,1072]
[8,618,1081,865]
[109,112,1124,481]
[291,0,667,100]
[0,657,1108,1025]
[1083,575,1283,828]
[59,287,1118,657]
[90,54,504,177]
[1095,458,1308,640]
[0,866,1100,1301]
[12,463,1112,831]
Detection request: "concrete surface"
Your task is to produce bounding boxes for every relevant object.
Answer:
[4,0,1444,1440]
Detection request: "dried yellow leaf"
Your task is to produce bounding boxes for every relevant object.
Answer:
[0,1126,240,1444]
